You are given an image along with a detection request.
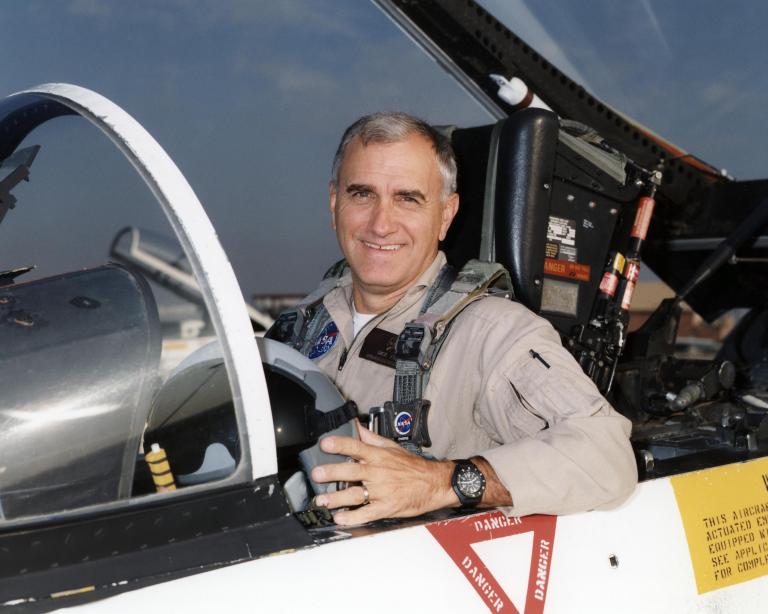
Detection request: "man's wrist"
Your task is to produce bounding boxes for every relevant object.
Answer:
[437,457,514,511]
[440,460,462,508]
[470,456,513,507]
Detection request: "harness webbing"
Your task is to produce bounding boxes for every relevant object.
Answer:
[392,260,513,411]
[265,259,347,351]
[268,258,514,451]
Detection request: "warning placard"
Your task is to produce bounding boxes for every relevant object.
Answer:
[671,457,768,593]
[543,258,590,282]
[427,511,557,614]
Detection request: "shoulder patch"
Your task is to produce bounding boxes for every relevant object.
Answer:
[308,320,339,359]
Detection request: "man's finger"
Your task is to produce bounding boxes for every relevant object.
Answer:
[311,460,366,484]
[319,434,381,461]
[358,425,401,449]
[314,484,369,510]
[333,502,388,526]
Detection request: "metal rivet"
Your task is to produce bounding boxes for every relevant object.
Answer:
[543,182,551,190]
[566,194,575,202]
[610,208,618,215]
[588,201,597,209]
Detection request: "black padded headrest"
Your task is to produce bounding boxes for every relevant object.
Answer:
[443,109,559,313]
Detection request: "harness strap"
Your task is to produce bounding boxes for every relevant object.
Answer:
[270,257,515,454]
[391,260,514,448]
[419,263,458,314]
[306,401,358,441]
[416,260,513,341]
[479,119,506,262]
[266,259,347,351]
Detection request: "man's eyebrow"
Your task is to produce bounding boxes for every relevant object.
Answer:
[346,183,375,194]
[395,189,426,201]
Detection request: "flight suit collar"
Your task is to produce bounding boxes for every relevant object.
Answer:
[324,251,448,346]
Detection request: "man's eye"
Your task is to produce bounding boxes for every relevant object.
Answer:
[396,195,419,204]
[352,190,372,200]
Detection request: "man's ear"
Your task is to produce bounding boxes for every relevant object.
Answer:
[438,192,459,241]
[329,181,337,231]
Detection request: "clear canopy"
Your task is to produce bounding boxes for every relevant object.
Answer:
[478,0,768,180]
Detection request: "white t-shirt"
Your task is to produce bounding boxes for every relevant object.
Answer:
[352,303,377,338]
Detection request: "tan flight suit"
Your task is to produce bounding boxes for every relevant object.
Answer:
[308,252,637,516]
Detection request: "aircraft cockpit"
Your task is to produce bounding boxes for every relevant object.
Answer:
[2,76,767,526]
[1,1,768,609]
[0,85,354,545]
[0,87,269,529]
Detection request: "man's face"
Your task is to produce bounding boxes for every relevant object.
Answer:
[329,134,458,310]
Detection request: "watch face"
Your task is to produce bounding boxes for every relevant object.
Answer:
[457,465,483,497]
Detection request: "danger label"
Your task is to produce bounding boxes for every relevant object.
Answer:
[672,457,768,593]
[544,258,590,282]
[427,511,557,614]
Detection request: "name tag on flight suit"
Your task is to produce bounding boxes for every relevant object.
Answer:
[359,328,399,368]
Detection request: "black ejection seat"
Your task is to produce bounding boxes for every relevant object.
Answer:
[443,105,632,340]
[442,108,559,315]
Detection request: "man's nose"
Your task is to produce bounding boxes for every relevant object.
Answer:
[369,200,397,235]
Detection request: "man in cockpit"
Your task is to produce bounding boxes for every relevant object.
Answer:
[272,111,637,524]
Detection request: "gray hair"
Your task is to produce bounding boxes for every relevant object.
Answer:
[330,111,457,200]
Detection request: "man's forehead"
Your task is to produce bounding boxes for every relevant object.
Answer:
[339,134,440,181]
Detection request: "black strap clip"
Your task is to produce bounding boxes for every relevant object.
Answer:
[368,400,432,450]
[307,400,358,441]
[395,322,426,361]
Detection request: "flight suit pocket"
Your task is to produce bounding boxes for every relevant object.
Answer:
[511,351,603,422]
[504,357,552,436]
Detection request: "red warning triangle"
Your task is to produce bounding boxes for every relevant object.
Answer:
[427,511,557,614]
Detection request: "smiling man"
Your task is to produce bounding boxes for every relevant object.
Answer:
[270,112,637,524]
[329,126,457,315]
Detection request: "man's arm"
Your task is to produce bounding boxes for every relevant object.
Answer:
[313,303,638,524]
[311,424,511,526]
[474,312,638,517]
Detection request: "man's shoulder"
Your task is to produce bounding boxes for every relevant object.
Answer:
[459,295,542,326]
[448,295,557,348]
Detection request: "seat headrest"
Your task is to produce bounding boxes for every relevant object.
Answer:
[442,109,559,313]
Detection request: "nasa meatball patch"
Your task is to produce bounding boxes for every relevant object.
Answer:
[394,411,413,436]
[308,321,339,359]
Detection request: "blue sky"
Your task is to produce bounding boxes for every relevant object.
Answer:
[484,0,768,178]
[0,1,765,297]
[0,0,490,296]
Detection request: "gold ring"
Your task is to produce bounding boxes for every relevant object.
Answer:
[361,486,370,505]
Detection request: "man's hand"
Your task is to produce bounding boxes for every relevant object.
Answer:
[311,423,458,526]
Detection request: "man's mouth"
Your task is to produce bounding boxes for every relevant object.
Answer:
[361,240,403,252]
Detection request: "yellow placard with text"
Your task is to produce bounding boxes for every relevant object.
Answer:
[671,457,768,593]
